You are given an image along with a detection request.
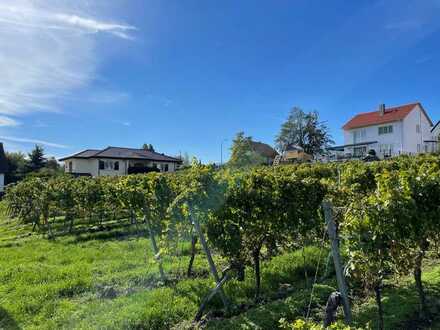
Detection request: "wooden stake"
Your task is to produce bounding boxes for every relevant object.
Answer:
[322,201,352,324]
[144,213,166,283]
[191,215,229,309]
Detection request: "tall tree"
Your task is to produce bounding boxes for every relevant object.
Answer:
[182,152,191,167]
[27,145,46,172]
[228,132,266,167]
[45,157,60,171]
[5,152,27,183]
[142,143,155,152]
[275,107,333,156]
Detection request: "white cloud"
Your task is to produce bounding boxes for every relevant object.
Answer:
[0,116,20,127]
[0,135,68,148]
[0,1,135,117]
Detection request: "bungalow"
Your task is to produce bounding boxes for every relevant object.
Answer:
[328,102,438,161]
[59,146,182,177]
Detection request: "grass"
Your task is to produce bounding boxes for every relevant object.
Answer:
[0,210,330,329]
[1,208,440,329]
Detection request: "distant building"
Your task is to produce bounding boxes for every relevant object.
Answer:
[59,146,182,177]
[327,102,438,161]
[0,143,8,192]
[249,141,279,165]
[282,144,313,162]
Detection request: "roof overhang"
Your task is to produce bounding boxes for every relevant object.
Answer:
[431,121,440,133]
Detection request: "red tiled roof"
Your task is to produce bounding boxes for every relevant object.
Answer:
[342,102,427,130]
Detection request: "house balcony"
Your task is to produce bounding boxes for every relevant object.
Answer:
[325,141,379,162]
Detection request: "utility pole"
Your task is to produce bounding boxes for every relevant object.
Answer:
[220,138,227,165]
[322,201,352,324]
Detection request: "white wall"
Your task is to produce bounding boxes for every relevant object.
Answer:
[402,104,433,154]
[65,158,99,176]
[97,159,129,177]
[65,158,179,177]
[344,121,403,157]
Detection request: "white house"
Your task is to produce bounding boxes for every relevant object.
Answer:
[59,146,182,177]
[431,121,440,145]
[329,102,438,160]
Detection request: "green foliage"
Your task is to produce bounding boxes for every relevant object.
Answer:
[275,107,333,155]
[5,151,27,184]
[279,318,362,330]
[27,144,46,172]
[142,143,155,152]
[228,131,267,167]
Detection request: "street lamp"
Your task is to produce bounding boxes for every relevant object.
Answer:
[220,138,228,166]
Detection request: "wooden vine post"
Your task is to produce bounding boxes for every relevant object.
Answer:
[143,212,167,283]
[322,201,352,324]
[191,214,229,310]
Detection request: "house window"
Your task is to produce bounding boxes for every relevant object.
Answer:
[164,164,169,172]
[378,125,393,135]
[424,145,428,153]
[353,130,360,143]
[114,161,119,170]
[68,161,73,173]
[361,128,366,139]
[99,160,105,170]
[417,144,421,152]
[416,124,421,133]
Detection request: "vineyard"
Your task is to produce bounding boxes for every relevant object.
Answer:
[2,154,440,329]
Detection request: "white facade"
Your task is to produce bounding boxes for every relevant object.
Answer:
[343,104,435,158]
[64,158,179,177]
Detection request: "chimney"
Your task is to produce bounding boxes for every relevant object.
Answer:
[378,103,385,116]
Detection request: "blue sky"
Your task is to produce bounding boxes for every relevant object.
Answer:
[1,0,440,163]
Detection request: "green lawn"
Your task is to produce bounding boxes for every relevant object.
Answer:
[0,210,330,329]
[1,209,440,329]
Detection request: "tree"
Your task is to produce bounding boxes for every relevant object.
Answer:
[228,132,266,167]
[27,145,46,172]
[5,152,27,184]
[182,152,191,167]
[45,157,60,171]
[275,107,333,156]
[142,143,155,152]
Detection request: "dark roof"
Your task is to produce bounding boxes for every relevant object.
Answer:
[285,144,304,151]
[431,121,440,133]
[0,143,8,173]
[63,149,101,159]
[59,146,181,163]
[343,102,433,130]
[249,141,279,159]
